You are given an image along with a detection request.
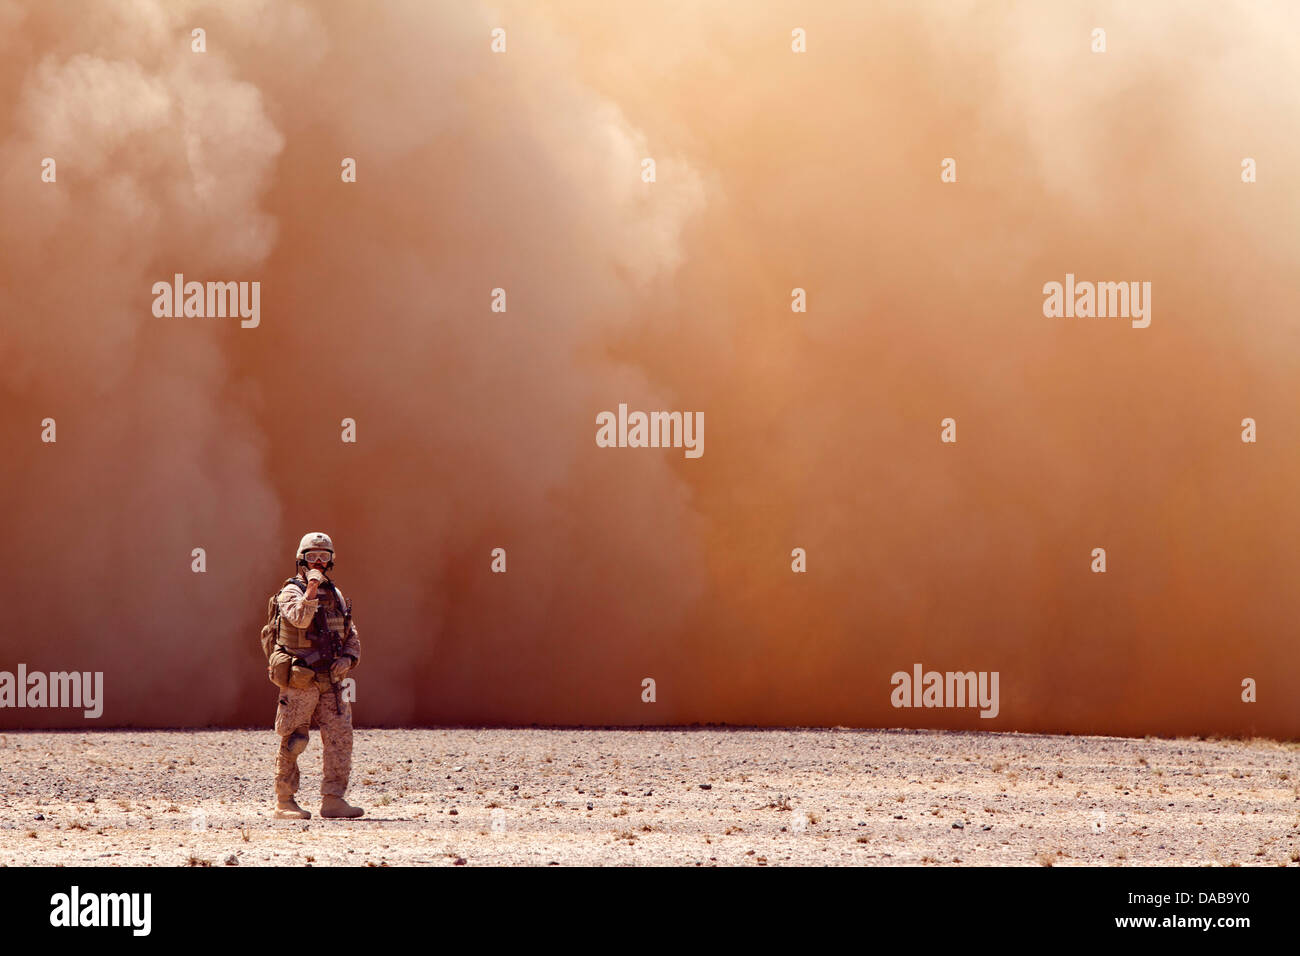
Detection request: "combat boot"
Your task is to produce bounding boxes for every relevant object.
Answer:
[274,796,311,819]
[320,795,364,818]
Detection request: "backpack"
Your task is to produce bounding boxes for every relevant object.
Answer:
[262,577,305,687]
[260,577,304,660]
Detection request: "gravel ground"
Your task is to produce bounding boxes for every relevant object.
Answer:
[1,728,1297,866]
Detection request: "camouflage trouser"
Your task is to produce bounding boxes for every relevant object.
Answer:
[274,682,353,799]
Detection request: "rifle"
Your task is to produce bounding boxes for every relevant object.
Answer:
[328,592,353,716]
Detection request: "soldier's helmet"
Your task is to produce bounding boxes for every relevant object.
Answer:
[296,531,335,569]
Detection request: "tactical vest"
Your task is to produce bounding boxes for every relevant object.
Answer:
[277,578,348,668]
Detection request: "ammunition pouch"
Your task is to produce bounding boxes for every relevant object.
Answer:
[288,664,316,690]
[267,646,294,689]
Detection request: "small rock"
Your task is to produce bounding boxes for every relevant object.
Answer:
[699,784,712,790]
[452,766,464,772]
[952,821,964,830]
[586,802,594,810]
[453,857,467,866]
[448,809,458,816]
[33,813,44,821]
[224,854,238,866]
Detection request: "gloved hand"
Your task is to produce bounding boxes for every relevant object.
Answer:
[330,657,351,682]
[305,568,325,600]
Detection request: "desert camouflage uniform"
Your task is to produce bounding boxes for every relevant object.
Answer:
[273,579,361,800]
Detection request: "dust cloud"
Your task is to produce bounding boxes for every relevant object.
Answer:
[0,1,1295,736]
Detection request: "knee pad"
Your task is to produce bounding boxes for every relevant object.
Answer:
[286,731,309,756]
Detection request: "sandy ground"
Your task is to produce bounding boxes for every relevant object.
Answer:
[1,727,1297,866]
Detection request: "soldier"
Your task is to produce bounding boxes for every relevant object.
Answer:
[270,532,364,819]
